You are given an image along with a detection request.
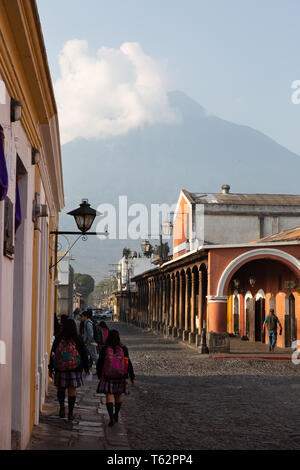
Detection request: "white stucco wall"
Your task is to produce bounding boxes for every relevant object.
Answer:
[0,77,57,449]
[11,120,35,449]
[194,212,300,246]
[278,217,300,233]
[0,82,17,449]
[57,255,71,285]
[204,215,260,244]
[118,256,154,290]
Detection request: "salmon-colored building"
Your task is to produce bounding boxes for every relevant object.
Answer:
[132,188,300,353]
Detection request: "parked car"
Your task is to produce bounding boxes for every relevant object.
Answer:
[98,310,112,320]
[91,309,104,321]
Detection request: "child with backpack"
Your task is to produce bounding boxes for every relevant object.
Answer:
[82,311,99,368]
[96,329,136,427]
[49,319,90,420]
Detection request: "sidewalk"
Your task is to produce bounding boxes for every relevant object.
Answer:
[27,368,130,451]
[212,336,294,359]
[149,323,294,360]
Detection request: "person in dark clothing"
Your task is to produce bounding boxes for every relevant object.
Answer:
[96,329,135,426]
[98,321,109,349]
[263,308,282,352]
[54,313,60,337]
[49,319,90,420]
[55,314,68,338]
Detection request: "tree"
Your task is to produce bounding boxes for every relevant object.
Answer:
[91,277,118,307]
[153,242,170,260]
[122,247,131,259]
[74,273,95,306]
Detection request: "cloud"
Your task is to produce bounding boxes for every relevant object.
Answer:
[54,40,180,144]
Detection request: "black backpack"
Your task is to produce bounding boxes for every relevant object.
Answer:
[93,322,103,344]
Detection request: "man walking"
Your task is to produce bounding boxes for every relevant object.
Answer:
[263,308,282,352]
[82,311,99,368]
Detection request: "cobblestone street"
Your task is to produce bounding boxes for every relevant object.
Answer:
[27,321,300,451]
[116,322,300,450]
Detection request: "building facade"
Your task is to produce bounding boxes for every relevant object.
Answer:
[173,186,300,257]
[114,253,154,321]
[132,188,300,353]
[0,1,64,450]
[57,253,75,317]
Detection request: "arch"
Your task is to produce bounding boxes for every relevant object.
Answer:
[199,262,207,271]
[255,292,266,342]
[217,248,300,297]
[244,291,253,338]
[255,289,266,300]
[192,265,199,274]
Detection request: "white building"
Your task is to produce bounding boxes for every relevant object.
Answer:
[118,254,154,292]
[57,253,74,317]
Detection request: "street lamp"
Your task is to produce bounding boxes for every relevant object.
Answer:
[162,221,173,237]
[162,211,189,238]
[49,199,108,271]
[141,239,152,257]
[67,199,99,234]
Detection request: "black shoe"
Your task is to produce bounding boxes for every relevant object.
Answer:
[59,407,65,418]
[108,420,114,427]
[68,396,76,421]
[114,414,118,423]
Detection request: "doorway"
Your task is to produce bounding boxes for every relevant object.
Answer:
[245,296,251,338]
[233,292,239,335]
[255,297,265,342]
[285,294,296,347]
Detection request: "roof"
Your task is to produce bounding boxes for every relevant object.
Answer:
[255,226,300,243]
[186,191,300,206]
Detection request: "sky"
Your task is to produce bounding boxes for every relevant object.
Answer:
[37,0,300,155]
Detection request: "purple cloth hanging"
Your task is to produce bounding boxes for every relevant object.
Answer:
[15,180,22,232]
[0,136,8,201]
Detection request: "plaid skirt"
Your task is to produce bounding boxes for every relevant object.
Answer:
[54,370,83,389]
[97,375,129,395]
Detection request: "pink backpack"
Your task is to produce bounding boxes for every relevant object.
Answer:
[103,345,128,378]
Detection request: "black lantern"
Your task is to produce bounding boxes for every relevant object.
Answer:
[141,239,152,256]
[67,199,100,234]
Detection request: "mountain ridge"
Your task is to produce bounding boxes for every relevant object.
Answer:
[60,90,300,281]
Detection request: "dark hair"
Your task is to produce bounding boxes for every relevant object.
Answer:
[62,319,80,343]
[270,309,275,314]
[100,321,108,329]
[60,314,68,323]
[106,329,121,351]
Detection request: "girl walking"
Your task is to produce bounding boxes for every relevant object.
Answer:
[96,329,136,426]
[49,318,90,420]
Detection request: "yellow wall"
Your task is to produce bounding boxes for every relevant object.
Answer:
[227,294,232,333]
